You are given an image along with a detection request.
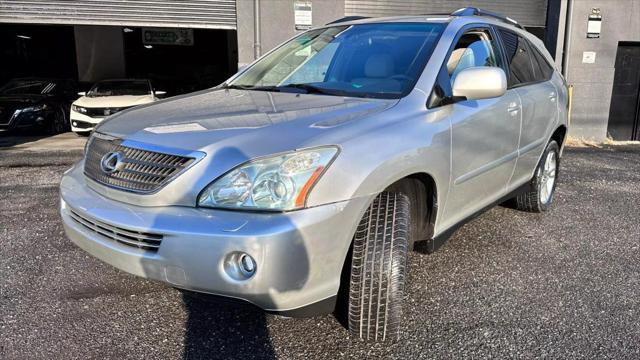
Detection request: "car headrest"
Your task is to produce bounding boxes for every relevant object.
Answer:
[364,54,394,78]
[447,48,467,75]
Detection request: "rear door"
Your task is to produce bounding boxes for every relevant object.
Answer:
[497,29,558,187]
[439,25,521,228]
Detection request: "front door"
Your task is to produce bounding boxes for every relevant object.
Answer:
[440,26,521,228]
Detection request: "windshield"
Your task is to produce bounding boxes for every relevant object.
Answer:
[0,80,55,95]
[230,23,445,99]
[88,80,151,97]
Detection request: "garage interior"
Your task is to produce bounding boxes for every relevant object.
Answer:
[0,0,238,96]
[0,23,237,96]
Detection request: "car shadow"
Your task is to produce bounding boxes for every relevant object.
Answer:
[181,291,276,359]
[0,133,50,148]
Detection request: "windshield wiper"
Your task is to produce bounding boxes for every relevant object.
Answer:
[222,83,344,96]
[278,83,344,96]
[222,84,281,92]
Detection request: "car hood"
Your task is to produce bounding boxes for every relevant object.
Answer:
[74,95,154,108]
[96,89,398,158]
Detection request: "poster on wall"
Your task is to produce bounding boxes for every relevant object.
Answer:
[294,1,313,30]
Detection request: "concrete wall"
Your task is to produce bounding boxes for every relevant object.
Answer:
[74,25,126,83]
[236,0,344,66]
[564,0,640,140]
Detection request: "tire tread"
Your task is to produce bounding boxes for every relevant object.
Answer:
[348,192,410,341]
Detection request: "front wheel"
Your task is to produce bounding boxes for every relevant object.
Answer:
[515,140,560,212]
[347,192,410,342]
[46,108,67,135]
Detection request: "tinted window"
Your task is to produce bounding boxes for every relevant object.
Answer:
[0,80,54,95]
[529,42,554,81]
[231,23,445,99]
[498,30,536,87]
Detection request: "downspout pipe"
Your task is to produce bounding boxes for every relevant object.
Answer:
[254,0,261,59]
[561,0,574,78]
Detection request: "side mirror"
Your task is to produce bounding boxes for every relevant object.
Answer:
[452,67,507,100]
[77,91,86,96]
[154,90,167,96]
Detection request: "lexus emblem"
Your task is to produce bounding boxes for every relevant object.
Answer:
[100,151,125,174]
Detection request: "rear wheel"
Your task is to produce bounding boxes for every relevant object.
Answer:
[347,192,410,342]
[515,140,560,212]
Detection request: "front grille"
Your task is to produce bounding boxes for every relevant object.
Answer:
[69,208,163,251]
[84,135,195,193]
[84,106,131,118]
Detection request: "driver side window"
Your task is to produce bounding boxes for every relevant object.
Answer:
[445,29,502,85]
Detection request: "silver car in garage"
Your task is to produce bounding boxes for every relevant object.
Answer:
[60,8,568,342]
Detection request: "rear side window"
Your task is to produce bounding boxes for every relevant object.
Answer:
[498,29,536,87]
[529,42,554,81]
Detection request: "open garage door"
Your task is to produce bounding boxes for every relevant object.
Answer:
[0,0,236,29]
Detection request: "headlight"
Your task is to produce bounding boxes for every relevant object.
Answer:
[22,104,47,112]
[198,147,338,211]
[72,104,87,114]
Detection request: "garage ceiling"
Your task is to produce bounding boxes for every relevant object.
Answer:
[345,0,548,27]
[0,0,237,29]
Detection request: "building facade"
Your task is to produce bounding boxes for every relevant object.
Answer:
[1,0,639,141]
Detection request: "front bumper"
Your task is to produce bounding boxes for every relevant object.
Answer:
[70,110,103,133]
[0,110,47,131]
[60,163,369,313]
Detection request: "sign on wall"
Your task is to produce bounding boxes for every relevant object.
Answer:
[587,8,602,39]
[582,51,597,64]
[294,1,313,30]
[142,28,194,46]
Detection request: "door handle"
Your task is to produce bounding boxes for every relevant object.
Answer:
[507,102,520,115]
[549,92,557,102]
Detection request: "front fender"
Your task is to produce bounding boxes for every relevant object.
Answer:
[307,103,453,232]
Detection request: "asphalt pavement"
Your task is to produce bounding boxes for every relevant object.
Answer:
[1,142,639,359]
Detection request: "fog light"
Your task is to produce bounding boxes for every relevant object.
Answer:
[239,253,256,275]
[223,252,257,281]
[72,121,78,127]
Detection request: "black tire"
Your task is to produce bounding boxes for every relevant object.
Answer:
[348,192,410,342]
[515,140,560,212]
[75,131,91,137]
[46,108,67,135]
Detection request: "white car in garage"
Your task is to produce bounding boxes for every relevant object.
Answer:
[70,79,164,135]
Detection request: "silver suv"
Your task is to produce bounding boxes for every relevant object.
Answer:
[60,8,568,342]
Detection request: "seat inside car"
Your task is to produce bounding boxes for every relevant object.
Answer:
[351,53,402,91]
[446,33,495,82]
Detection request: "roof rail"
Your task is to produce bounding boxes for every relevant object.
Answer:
[450,7,525,30]
[326,16,369,25]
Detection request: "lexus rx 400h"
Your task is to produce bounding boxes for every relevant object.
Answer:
[60,9,568,342]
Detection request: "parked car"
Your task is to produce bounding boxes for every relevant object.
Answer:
[0,78,77,134]
[60,8,568,342]
[70,79,164,136]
